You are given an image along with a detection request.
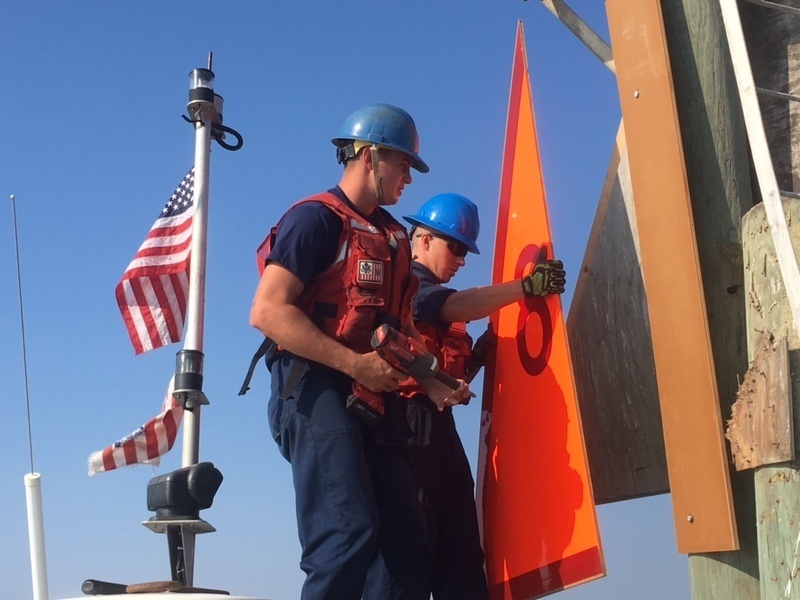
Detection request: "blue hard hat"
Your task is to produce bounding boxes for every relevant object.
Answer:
[404,193,480,254]
[332,103,429,173]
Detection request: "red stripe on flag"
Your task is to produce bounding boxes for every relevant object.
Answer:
[135,232,193,259]
[162,411,178,453]
[122,438,138,466]
[171,271,188,321]
[101,446,117,472]
[145,217,193,241]
[149,275,181,345]
[145,418,161,460]
[122,258,189,280]
[89,378,181,475]
[115,291,145,355]
[128,277,163,353]
[116,168,194,355]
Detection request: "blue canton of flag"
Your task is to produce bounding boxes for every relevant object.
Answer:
[160,174,194,217]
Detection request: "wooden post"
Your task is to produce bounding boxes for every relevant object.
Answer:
[659,0,760,597]
[742,200,800,599]
[737,10,800,597]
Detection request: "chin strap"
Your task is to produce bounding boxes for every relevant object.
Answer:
[370,145,384,204]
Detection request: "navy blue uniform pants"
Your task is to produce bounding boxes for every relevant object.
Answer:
[406,397,489,600]
[269,357,431,600]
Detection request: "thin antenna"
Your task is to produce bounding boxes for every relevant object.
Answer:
[11,194,36,473]
[208,52,213,71]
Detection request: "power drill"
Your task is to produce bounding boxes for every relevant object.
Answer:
[346,324,462,425]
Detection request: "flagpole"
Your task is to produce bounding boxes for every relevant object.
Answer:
[148,55,242,588]
[176,54,243,469]
[166,57,219,588]
[180,67,214,468]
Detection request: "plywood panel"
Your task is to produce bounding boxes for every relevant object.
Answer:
[567,126,669,503]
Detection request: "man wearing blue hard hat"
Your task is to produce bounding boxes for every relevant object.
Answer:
[399,193,566,599]
[248,105,469,600]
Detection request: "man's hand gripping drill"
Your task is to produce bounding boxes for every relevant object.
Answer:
[346,324,471,425]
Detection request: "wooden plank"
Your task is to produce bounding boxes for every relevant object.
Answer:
[742,200,800,455]
[476,21,604,599]
[606,0,738,553]
[727,333,793,471]
[567,124,669,503]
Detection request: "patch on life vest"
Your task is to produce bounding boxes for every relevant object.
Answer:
[357,260,384,285]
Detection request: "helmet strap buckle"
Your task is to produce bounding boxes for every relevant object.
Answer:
[336,143,357,165]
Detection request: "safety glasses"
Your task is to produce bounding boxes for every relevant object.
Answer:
[430,233,469,258]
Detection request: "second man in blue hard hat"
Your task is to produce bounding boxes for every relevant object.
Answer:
[398,192,566,599]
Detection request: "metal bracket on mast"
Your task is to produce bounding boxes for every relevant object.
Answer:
[143,460,222,586]
[142,520,215,586]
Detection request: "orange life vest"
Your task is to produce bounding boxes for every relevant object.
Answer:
[256,192,417,354]
[398,320,474,399]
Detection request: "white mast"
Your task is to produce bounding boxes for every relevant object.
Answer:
[62,56,245,600]
[13,193,50,600]
[152,53,243,589]
[25,473,49,600]
[178,57,216,467]
[56,66,223,592]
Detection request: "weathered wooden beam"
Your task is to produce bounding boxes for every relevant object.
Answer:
[727,333,793,471]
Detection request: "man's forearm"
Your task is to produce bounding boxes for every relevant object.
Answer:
[439,280,523,323]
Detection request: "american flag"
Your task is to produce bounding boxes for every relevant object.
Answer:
[357,260,384,284]
[116,169,195,354]
[88,377,183,475]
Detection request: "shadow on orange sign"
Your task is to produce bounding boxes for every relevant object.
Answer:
[476,21,605,599]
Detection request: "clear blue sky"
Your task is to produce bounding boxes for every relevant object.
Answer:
[1,2,689,599]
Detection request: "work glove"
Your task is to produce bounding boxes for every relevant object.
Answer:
[521,259,566,297]
[471,328,493,367]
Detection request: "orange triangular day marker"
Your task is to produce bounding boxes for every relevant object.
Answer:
[476,21,605,599]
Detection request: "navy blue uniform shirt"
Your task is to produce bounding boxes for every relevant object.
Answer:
[412,261,457,329]
[268,186,375,285]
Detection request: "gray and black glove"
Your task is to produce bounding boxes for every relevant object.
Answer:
[521,259,566,297]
